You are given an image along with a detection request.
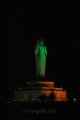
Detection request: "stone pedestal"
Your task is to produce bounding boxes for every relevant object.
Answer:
[13,81,67,102]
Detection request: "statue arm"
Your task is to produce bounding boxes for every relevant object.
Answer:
[34,45,38,55]
[45,46,47,56]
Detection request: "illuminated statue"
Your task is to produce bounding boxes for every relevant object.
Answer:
[34,38,47,78]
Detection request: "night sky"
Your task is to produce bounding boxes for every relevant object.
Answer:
[1,4,80,98]
[13,6,77,80]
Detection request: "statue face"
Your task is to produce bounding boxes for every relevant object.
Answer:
[40,39,44,45]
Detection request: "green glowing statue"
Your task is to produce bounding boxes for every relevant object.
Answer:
[34,38,47,78]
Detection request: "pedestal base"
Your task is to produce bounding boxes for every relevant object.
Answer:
[13,81,67,102]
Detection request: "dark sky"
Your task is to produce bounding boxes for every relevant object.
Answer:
[13,6,77,80]
[1,5,80,98]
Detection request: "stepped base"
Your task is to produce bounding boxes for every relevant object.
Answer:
[13,81,67,102]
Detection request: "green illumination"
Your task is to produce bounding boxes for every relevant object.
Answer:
[34,39,47,77]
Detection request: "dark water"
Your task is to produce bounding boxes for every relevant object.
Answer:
[1,101,80,120]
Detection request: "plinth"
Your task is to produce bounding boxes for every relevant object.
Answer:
[13,80,67,102]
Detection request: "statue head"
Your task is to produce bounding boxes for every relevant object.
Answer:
[39,38,44,45]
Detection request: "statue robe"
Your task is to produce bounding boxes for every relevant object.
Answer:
[34,44,47,77]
